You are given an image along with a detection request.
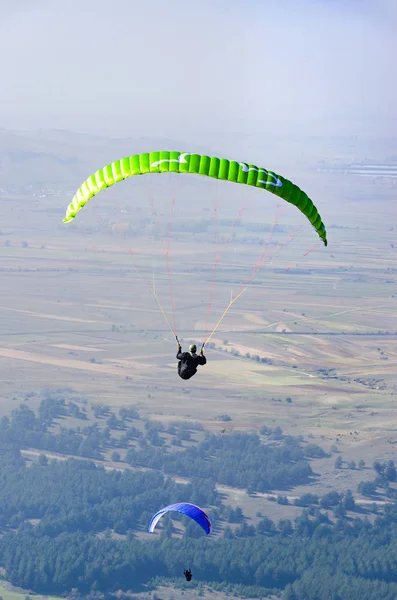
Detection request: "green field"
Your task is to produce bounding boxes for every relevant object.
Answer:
[0,582,62,600]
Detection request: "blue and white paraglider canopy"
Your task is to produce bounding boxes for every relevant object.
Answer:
[148,502,212,535]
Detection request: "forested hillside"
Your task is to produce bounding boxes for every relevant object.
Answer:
[0,397,397,598]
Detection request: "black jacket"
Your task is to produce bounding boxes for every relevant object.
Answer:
[176,349,206,380]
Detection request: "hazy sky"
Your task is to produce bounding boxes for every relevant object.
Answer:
[0,0,396,138]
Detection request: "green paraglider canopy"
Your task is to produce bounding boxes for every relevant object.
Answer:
[63,150,327,246]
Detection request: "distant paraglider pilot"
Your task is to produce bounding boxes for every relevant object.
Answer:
[148,503,211,587]
[176,343,206,380]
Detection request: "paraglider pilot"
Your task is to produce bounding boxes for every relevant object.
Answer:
[184,569,192,582]
[176,341,206,380]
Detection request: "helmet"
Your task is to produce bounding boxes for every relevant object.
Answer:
[189,344,197,353]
